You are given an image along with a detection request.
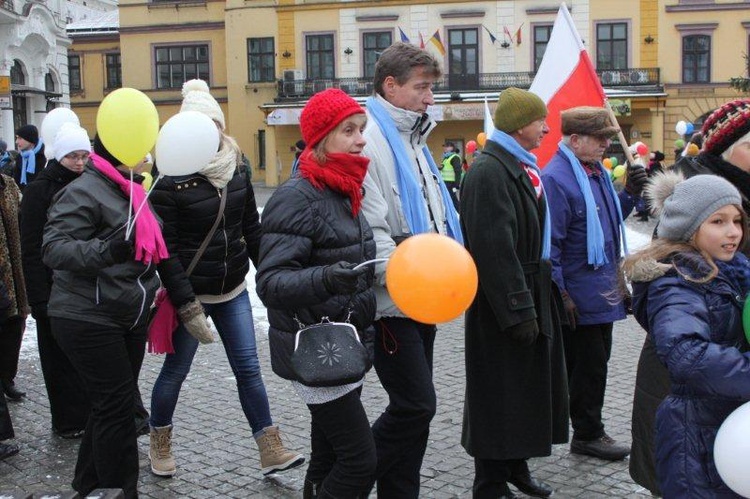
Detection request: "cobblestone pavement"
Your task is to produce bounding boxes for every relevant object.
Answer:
[0,185,659,498]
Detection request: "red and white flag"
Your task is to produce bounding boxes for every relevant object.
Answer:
[529,2,606,166]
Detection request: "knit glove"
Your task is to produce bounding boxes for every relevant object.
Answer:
[177,299,214,344]
[323,262,367,295]
[507,319,539,346]
[624,162,649,196]
[561,290,578,330]
[107,239,134,264]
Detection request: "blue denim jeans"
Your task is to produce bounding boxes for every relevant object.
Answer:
[150,289,273,434]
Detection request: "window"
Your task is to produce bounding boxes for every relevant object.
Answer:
[533,25,553,72]
[155,44,210,89]
[11,60,26,130]
[45,73,56,112]
[68,55,81,91]
[448,28,479,91]
[683,34,710,83]
[106,53,122,89]
[305,34,335,80]
[363,31,392,79]
[257,130,266,169]
[247,37,275,83]
[596,22,628,70]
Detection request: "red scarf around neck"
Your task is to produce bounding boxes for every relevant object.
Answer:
[298,150,369,216]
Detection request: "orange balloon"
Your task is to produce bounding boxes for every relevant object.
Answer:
[385,234,478,324]
[602,158,612,169]
[477,132,487,147]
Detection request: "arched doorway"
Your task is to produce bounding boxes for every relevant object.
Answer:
[10,60,27,131]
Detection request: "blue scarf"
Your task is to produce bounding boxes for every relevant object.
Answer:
[366,96,462,244]
[488,128,551,259]
[19,139,43,185]
[717,254,750,297]
[557,141,628,267]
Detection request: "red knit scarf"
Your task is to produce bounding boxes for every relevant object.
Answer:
[298,150,370,216]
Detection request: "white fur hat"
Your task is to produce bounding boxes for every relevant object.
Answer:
[180,79,225,130]
[54,122,91,162]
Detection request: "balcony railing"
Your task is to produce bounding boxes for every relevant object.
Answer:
[275,67,661,102]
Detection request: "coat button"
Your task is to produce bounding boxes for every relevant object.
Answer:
[511,298,518,305]
[193,182,197,186]
[177,185,181,189]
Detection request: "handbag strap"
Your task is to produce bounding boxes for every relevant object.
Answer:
[185,188,227,277]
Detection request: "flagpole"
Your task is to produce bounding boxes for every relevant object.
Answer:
[604,100,636,165]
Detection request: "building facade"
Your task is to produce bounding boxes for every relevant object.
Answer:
[67,0,750,185]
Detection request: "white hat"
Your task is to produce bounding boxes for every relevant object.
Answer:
[180,79,225,130]
[54,122,91,162]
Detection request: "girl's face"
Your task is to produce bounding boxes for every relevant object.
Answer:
[324,114,367,155]
[693,204,744,261]
[59,150,90,173]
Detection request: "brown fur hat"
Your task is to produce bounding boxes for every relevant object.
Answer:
[561,106,620,138]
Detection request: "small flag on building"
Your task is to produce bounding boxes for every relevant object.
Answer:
[515,23,524,46]
[399,27,410,43]
[483,25,497,44]
[419,32,425,49]
[430,30,446,56]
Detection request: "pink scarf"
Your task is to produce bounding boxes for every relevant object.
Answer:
[90,153,169,265]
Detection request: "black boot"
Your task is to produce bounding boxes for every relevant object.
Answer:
[2,380,25,401]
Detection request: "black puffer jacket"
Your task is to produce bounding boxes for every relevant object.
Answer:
[20,160,82,310]
[256,176,376,381]
[150,162,260,306]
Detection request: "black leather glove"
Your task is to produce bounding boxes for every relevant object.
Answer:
[508,319,539,346]
[31,302,48,321]
[624,163,649,196]
[561,290,578,330]
[108,239,134,264]
[322,262,367,295]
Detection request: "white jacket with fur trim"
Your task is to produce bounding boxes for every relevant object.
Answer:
[361,94,448,319]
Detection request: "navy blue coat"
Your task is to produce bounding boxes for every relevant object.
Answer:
[632,253,750,498]
[542,151,636,325]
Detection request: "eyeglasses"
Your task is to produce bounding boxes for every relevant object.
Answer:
[64,153,90,163]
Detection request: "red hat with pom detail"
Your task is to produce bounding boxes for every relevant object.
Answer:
[300,89,365,149]
[701,99,750,156]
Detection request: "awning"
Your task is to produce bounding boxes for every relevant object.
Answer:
[11,84,62,98]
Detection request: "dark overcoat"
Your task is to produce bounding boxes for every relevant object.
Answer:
[460,139,568,459]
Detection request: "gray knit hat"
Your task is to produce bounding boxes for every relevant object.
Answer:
[647,172,742,241]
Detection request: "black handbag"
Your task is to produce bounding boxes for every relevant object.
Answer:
[290,316,371,387]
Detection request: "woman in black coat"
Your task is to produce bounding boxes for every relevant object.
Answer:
[256,89,377,498]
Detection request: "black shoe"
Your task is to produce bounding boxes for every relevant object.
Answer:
[0,442,19,460]
[54,428,85,439]
[509,472,553,498]
[2,380,25,401]
[571,434,630,461]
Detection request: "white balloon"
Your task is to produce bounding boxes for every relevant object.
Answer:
[155,111,220,177]
[41,108,80,159]
[675,120,688,135]
[714,401,750,497]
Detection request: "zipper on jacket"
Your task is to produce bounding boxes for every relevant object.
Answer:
[218,188,229,291]
[95,276,101,304]
[132,261,152,328]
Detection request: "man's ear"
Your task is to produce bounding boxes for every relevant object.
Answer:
[383,76,397,97]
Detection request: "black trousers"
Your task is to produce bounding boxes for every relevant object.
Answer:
[36,315,91,433]
[563,322,613,441]
[0,316,24,382]
[473,458,530,498]
[52,317,146,499]
[307,389,377,497]
[371,318,437,499]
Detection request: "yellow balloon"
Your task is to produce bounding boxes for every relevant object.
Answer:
[141,172,153,192]
[613,164,626,179]
[477,132,487,147]
[97,88,159,167]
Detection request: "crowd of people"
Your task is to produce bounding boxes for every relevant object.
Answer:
[2,40,750,498]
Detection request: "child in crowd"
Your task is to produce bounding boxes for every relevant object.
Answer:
[624,172,750,497]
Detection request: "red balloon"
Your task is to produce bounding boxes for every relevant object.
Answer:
[636,143,649,157]
[466,140,477,155]
[386,234,478,324]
